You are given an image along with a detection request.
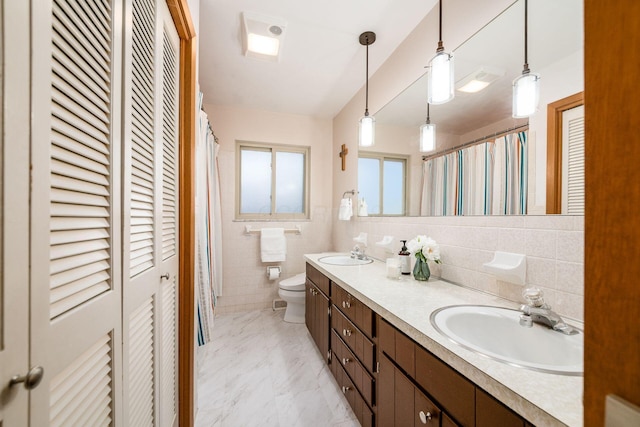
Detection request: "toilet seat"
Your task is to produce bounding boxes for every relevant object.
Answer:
[278,272,306,291]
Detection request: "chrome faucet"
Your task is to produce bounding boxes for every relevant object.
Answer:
[350,245,368,260]
[518,288,578,335]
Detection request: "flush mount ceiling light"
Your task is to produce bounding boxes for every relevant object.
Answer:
[456,66,505,93]
[419,103,436,152]
[427,0,454,105]
[359,31,376,148]
[241,12,287,61]
[512,0,540,117]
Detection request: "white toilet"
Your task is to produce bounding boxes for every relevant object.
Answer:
[278,272,306,323]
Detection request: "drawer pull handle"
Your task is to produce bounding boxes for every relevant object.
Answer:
[342,301,351,309]
[342,328,352,337]
[419,411,432,424]
[342,357,351,366]
[342,386,351,394]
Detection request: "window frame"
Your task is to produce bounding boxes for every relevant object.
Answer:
[236,140,310,220]
[358,151,408,216]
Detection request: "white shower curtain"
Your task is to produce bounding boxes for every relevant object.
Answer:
[195,93,223,346]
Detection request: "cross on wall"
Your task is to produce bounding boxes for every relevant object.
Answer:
[339,144,348,171]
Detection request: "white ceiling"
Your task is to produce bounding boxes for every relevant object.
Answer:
[198,0,437,118]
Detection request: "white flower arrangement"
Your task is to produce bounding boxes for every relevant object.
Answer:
[406,235,442,263]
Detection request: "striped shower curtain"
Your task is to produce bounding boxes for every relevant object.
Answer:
[420,131,527,216]
[196,93,223,346]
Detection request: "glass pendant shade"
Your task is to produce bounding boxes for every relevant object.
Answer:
[359,114,375,147]
[512,72,540,118]
[419,122,436,152]
[428,51,454,104]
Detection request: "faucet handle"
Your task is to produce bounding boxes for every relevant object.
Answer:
[522,287,546,307]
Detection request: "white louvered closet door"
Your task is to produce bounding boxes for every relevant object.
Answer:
[122,0,179,425]
[562,105,585,215]
[29,0,125,425]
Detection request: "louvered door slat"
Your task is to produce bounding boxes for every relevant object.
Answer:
[129,0,156,279]
[51,260,109,288]
[52,61,110,111]
[52,75,110,124]
[161,279,177,421]
[51,204,109,218]
[129,298,155,427]
[51,34,109,95]
[161,29,178,261]
[51,229,110,245]
[52,159,109,187]
[76,1,111,42]
[53,2,110,67]
[561,106,585,215]
[52,174,109,196]
[51,217,109,231]
[50,335,113,427]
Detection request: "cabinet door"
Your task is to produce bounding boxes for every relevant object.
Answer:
[377,353,396,427]
[0,0,30,424]
[476,388,525,427]
[314,288,329,362]
[305,280,313,334]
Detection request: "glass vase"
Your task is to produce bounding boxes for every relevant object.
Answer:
[413,256,431,281]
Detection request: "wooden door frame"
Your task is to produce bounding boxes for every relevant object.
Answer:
[545,91,584,214]
[166,0,196,425]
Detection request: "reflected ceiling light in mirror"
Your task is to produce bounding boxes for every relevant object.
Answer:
[359,31,377,147]
[512,0,540,117]
[457,66,505,93]
[428,0,454,105]
[419,103,436,152]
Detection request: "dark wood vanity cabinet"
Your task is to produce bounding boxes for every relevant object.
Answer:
[305,264,330,362]
[304,263,532,427]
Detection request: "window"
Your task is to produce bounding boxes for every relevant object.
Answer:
[236,142,310,219]
[358,153,407,216]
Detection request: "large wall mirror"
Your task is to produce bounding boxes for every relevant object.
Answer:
[359,0,583,216]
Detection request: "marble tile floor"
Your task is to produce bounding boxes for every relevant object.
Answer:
[195,309,360,427]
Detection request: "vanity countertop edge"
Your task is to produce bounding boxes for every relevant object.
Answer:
[304,253,583,427]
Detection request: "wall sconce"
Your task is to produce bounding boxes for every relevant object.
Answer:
[512,0,540,118]
[427,0,454,105]
[358,31,376,147]
[420,103,436,152]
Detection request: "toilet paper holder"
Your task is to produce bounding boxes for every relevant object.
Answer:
[266,266,281,280]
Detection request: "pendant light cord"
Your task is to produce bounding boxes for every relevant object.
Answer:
[365,43,369,115]
[426,103,431,124]
[523,0,530,73]
[437,0,444,52]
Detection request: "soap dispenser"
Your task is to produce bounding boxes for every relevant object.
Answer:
[399,240,411,275]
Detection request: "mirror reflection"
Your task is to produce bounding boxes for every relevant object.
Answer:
[359,0,583,216]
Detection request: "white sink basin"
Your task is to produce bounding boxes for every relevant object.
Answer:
[318,255,373,266]
[430,305,583,375]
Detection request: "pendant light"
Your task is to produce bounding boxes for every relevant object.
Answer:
[358,31,376,147]
[427,0,454,105]
[512,0,540,118]
[419,103,436,152]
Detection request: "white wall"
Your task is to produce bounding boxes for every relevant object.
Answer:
[203,104,334,313]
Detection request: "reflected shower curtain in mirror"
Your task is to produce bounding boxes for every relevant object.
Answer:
[420,132,527,216]
[196,93,223,346]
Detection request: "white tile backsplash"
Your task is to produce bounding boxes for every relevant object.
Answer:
[335,215,585,322]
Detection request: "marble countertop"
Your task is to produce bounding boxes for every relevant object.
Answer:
[304,253,583,427]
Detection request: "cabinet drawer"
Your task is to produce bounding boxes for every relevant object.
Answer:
[415,345,475,426]
[306,263,330,296]
[331,306,375,373]
[331,330,375,407]
[331,353,374,427]
[332,284,374,338]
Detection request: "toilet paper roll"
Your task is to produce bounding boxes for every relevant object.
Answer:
[267,266,281,280]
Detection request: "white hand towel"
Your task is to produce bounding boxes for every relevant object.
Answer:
[261,228,286,262]
[338,198,352,221]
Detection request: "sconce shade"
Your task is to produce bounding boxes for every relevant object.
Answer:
[359,114,375,147]
[419,122,436,152]
[512,72,540,118]
[428,52,454,104]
